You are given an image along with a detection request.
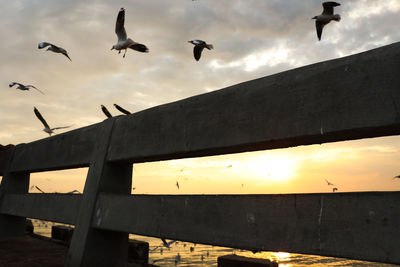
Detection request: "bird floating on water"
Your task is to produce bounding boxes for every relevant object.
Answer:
[112,8,149,58]
[34,107,72,136]
[312,2,341,41]
[38,42,71,61]
[188,40,213,61]
[114,104,131,115]
[9,82,44,94]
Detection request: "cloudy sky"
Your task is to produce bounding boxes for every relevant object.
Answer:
[1,0,400,194]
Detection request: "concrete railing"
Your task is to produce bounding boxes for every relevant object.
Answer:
[1,41,400,266]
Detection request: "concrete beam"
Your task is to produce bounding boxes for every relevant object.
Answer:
[108,42,400,163]
[94,192,400,264]
[0,194,81,225]
[9,123,103,173]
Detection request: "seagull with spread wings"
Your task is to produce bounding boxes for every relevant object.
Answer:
[34,107,72,136]
[111,8,149,58]
[114,104,131,115]
[9,82,44,94]
[312,2,341,41]
[38,42,71,61]
[188,40,213,61]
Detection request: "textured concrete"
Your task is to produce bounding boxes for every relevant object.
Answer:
[108,41,400,163]
[9,123,103,173]
[67,118,133,267]
[0,194,81,225]
[94,192,400,264]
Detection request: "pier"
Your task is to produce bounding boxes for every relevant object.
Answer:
[1,41,400,266]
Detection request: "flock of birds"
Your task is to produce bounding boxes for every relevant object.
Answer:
[6,2,343,136]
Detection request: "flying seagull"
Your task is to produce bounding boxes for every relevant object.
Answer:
[34,107,72,136]
[38,42,71,61]
[312,2,341,41]
[188,40,213,61]
[111,8,149,58]
[325,179,334,186]
[101,105,113,118]
[9,82,44,94]
[114,104,131,115]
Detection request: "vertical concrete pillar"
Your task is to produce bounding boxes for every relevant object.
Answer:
[0,146,30,239]
[67,118,133,267]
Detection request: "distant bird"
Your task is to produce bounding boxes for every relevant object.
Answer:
[161,238,177,249]
[38,42,71,61]
[226,164,233,168]
[325,179,334,186]
[9,82,44,94]
[188,40,213,61]
[393,175,400,180]
[332,187,338,192]
[190,246,194,252]
[111,8,149,58]
[312,2,341,41]
[34,107,72,136]
[114,104,131,115]
[101,105,113,118]
[176,181,180,189]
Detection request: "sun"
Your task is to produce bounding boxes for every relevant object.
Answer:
[245,154,298,182]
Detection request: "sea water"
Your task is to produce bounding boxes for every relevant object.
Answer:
[32,220,396,267]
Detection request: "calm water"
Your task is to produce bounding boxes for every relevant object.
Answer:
[32,220,396,267]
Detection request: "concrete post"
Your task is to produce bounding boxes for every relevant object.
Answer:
[67,118,133,267]
[0,146,30,240]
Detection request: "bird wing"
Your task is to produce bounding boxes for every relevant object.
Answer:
[322,2,340,15]
[193,46,204,61]
[129,42,149,53]
[61,51,72,61]
[34,107,50,129]
[38,42,52,49]
[114,104,131,115]
[27,85,45,95]
[115,8,127,41]
[315,20,325,41]
[101,105,113,118]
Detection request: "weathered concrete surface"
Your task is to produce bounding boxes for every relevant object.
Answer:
[218,254,278,267]
[108,41,400,163]
[0,194,81,225]
[67,119,133,267]
[94,192,400,264]
[8,123,103,173]
[0,147,13,176]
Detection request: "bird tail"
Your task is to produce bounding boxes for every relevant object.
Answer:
[333,14,341,22]
[206,44,214,50]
